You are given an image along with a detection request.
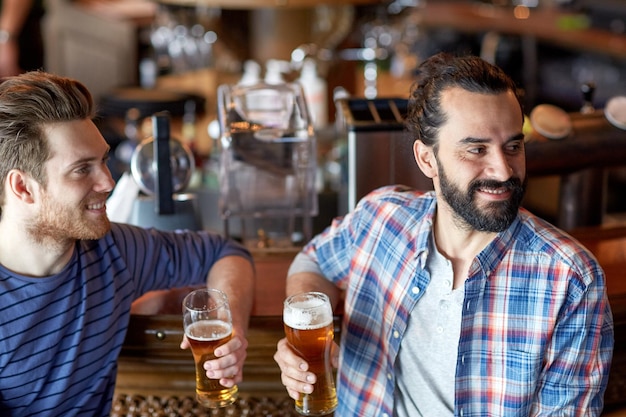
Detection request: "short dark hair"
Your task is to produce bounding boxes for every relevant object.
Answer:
[0,71,95,211]
[405,53,522,150]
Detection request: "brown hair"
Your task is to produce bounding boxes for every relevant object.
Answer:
[0,71,95,211]
[405,53,522,151]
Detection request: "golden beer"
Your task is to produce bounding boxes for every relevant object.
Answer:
[183,289,237,408]
[186,320,238,408]
[284,292,338,416]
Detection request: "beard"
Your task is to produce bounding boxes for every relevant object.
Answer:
[28,191,111,246]
[438,164,526,233]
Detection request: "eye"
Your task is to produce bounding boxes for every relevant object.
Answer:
[505,141,524,154]
[74,165,91,175]
[467,146,486,155]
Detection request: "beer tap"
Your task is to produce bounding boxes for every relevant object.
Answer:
[580,81,596,114]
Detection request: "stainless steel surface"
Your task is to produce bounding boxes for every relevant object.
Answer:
[337,97,433,211]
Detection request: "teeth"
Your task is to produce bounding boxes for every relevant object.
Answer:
[479,188,507,195]
[87,202,105,210]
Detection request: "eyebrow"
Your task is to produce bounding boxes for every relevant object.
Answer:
[67,146,111,168]
[460,133,525,145]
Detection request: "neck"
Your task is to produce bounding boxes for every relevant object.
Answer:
[0,218,75,277]
[432,205,497,289]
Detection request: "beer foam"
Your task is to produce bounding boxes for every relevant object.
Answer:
[284,299,332,330]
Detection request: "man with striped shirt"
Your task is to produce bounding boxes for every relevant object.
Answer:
[274,53,614,416]
[0,72,255,416]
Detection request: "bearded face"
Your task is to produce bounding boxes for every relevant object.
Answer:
[438,162,526,233]
[28,188,111,245]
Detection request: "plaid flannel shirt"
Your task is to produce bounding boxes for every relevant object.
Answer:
[300,186,613,416]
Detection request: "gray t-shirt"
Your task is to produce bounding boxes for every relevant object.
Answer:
[394,233,464,416]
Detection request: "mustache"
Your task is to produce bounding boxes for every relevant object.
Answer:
[468,177,524,194]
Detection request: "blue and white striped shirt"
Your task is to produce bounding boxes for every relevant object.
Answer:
[0,223,251,416]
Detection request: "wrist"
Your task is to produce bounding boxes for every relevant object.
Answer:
[0,30,15,44]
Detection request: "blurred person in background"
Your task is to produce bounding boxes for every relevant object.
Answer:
[0,0,45,77]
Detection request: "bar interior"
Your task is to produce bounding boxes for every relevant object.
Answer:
[38,0,626,415]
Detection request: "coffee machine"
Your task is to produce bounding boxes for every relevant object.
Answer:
[128,112,202,231]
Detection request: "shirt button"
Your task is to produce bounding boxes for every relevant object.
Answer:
[436,326,444,333]
[411,287,420,295]
[387,373,393,381]
[393,330,400,339]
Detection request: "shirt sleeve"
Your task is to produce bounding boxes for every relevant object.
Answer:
[288,252,325,276]
[532,266,614,416]
[110,223,252,296]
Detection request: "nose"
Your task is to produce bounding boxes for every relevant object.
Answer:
[486,150,514,181]
[95,164,116,194]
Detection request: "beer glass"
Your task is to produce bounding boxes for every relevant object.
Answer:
[182,288,237,408]
[283,292,337,416]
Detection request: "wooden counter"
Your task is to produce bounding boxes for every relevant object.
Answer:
[117,249,299,406]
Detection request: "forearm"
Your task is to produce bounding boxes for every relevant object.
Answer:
[286,251,342,309]
[0,0,34,36]
[286,272,342,311]
[207,255,255,335]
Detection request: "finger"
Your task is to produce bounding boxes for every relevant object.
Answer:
[204,335,248,379]
[331,341,339,368]
[214,335,245,358]
[280,371,314,396]
[274,339,317,396]
[218,369,243,387]
[180,335,190,350]
[204,350,245,376]
[274,339,313,378]
[287,387,303,401]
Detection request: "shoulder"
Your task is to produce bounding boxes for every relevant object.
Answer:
[515,210,594,257]
[356,185,436,218]
[343,185,435,231]
[511,209,603,286]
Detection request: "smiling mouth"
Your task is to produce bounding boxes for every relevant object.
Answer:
[86,202,106,210]
[477,187,509,195]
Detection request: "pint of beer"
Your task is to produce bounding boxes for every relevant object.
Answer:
[283,292,338,416]
[183,289,238,408]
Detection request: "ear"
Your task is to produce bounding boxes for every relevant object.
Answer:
[5,169,36,204]
[413,140,438,179]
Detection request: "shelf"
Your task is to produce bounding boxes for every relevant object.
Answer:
[414,2,626,60]
[151,0,381,8]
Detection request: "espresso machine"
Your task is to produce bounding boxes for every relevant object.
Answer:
[128,112,202,231]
